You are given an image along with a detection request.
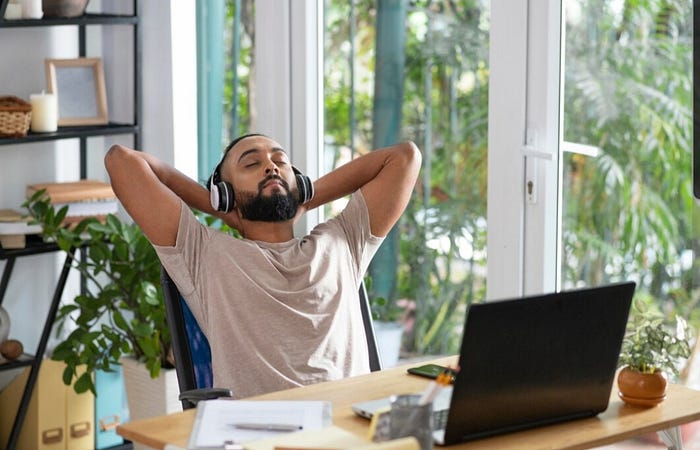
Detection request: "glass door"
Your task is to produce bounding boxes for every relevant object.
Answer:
[560,0,697,384]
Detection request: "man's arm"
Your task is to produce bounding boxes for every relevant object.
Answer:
[104,145,226,246]
[305,141,421,237]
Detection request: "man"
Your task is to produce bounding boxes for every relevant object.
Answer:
[104,134,421,397]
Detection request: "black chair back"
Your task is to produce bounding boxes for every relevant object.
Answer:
[359,281,382,372]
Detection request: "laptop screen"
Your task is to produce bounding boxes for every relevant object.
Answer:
[441,281,635,445]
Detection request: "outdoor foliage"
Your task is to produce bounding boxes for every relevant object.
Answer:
[562,0,699,329]
[324,0,490,356]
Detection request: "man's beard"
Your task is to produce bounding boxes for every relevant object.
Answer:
[236,176,299,222]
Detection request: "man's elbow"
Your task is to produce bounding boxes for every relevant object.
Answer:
[104,144,127,172]
[104,144,138,180]
[398,141,422,175]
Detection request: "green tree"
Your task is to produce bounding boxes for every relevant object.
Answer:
[562,0,698,327]
[324,0,490,355]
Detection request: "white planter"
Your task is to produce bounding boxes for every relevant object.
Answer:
[120,357,182,450]
[374,321,404,368]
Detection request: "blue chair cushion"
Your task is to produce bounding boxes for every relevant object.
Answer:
[181,297,214,389]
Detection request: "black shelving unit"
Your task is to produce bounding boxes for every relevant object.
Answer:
[0,2,141,449]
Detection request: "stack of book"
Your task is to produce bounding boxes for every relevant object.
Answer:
[26,180,118,226]
[0,209,42,249]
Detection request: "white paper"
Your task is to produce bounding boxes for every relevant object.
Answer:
[188,399,332,450]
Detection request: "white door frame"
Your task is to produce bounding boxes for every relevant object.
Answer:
[487,0,563,300]
[254,0,322,232]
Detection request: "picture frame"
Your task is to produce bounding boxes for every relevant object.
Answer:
[45,58,109,126]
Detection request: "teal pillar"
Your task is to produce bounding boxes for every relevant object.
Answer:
[368,0,408,302]
[196,1,226,182]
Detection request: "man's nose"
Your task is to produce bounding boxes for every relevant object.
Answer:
[264,162,280,175]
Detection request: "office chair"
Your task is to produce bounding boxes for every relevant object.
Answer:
[161,267,382,410]
[161,267,232,409]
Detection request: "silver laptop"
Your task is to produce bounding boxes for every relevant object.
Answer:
[353,282,635,446]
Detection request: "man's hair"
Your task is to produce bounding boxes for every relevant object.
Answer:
[207,133,267,189]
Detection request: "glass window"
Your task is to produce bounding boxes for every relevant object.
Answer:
[197,0,255,182]
[561,0,697,352]
[324,0,490,363]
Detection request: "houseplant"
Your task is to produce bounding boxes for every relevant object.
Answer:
[617,310,692,406]
[24,190,171,395]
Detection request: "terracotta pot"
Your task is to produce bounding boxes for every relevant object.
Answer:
[617,366,667,407]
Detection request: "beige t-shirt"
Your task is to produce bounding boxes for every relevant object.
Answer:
[153,191,383,398]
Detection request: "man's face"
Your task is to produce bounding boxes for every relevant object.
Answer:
[221,135,299,221]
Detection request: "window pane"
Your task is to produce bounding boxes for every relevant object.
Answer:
[324,0,490,363]
[561,0,697,369]
[197,0,255,182]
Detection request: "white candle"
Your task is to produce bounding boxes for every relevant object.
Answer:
[3,3,22,19]
[21,0,42,19]
[30,92,58,133]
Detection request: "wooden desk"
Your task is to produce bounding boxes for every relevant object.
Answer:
[117,356,700,450]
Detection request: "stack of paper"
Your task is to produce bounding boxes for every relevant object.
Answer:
[0,209,42,249]
[26,180,118,225]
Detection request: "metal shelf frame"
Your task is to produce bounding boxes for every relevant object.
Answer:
[0,2,141,449]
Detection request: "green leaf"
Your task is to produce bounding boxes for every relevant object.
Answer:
[74,372,95,395]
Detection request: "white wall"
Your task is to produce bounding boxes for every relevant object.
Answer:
[0,25,84,355]
[0,2,197,359]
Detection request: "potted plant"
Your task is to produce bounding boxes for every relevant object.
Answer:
[617,309,692,407]
[24,191,171,396]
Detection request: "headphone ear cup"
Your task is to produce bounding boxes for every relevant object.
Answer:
[211,181,235,213]
[209,184,220,210]
[295,174,314,204]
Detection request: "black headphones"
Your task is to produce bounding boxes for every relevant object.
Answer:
[208,161,314,213]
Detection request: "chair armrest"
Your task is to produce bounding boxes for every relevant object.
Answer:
[179,387,233,406]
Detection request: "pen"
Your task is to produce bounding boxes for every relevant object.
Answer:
[418,368,455,405]
[231,422,303,432]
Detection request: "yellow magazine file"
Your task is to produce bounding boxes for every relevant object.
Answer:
[0,359,94,450]
[65,365,94,450]
[0,359,66,450]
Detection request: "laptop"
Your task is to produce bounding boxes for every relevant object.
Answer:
[352,281,635,445]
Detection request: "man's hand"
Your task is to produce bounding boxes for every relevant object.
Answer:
[105,145,219,246]
[304,142,421,237]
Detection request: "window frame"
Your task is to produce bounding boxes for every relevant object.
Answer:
[487,0,562,299]
[255,0,323,232]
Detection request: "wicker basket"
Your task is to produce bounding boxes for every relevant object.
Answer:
[0,96,32,138]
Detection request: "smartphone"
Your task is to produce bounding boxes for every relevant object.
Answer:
[407,363,455,383]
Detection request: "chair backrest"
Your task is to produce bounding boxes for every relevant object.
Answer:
[359,281,382,372]
[160,267,382,407]
[161,267,214,408]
